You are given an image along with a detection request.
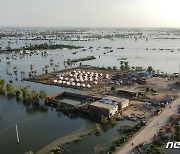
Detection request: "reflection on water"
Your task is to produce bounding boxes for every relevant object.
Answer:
[57,96,83,105]
[0,28,180,154]
[0,95,93,154]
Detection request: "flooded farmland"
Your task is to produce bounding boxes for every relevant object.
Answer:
[0,28,180,154]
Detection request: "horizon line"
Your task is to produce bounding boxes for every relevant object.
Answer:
[0,25,180,29]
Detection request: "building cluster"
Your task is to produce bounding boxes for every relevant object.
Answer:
[53,69,110,88]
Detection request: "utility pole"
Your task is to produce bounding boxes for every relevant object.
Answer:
[16,123,20,143]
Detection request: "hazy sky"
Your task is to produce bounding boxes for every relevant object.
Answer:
[0,0,180,27]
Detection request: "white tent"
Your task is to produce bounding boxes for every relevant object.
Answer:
[72,82,75,86]
[77,83,81,87]
[59,77,63,80]
[58,80,62,84]
[95,77,98,80]
[70,78,74,82]
[90,78,93,82]
[87,84,91,88]
[53,80,57,83]
[94,81,98,85]
[67,81,70,85]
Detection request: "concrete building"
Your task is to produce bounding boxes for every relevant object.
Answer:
[89,101,118,118]
[104,96,129,110]
[118,89,137,98]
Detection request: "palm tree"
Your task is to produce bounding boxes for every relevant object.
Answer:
[30,64,33,71]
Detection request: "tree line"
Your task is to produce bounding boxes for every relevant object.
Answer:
[0,79,48,104]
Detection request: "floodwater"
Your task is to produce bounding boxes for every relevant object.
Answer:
[0,28,180,154]
[58,96,83,105]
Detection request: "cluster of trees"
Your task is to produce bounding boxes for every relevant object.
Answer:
[95,116,117,136]
[2,43,84,53]
[137,87,157,97]
[135,117,180,154]
[50,146,61,154]
[21,43,84,51]
[106,123,143,153]
[66,56,96,65]
[118,123,142,135]
[147,129,169,153]
[120,61,130,71]
[0,79,48,104]
[107,135,129,153]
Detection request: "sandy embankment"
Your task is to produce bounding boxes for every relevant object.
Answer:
[37,123,95,154]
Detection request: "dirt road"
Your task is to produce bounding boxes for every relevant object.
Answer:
[116,98,180,154]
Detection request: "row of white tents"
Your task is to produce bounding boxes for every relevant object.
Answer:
[53,79,91,88]
[57,71,109,81]
[54,70,110,88]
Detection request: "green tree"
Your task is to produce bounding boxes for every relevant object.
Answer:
[147,66,153,73]
[25,151,34,154]
[95,123,101,133]
[0,80,5,92]
[15,90,21,98]
[6,83,15,95]
[31,90,39,103]
[39,90,48,100]
[109,118,117,126]
[100,116,108,124]
[22,87,31,103]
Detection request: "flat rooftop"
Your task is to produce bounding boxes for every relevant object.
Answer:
[117,86,140,93]
[104,96,128,102]
[90,101,116,110]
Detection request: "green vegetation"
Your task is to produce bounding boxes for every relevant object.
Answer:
[95,123,101,133]
[118,123,142,135]
[24,151,34,154]
[1,43,84,53]
[39,90,48,100]
[106,123,143,153]
[0,79,5,93]
[133,116,180,154]
[107,135,129,153]
[137,87,157,97]
[0,80,48,105]
[49,146,61,154]
[66,56,96,65]
[100,116,108,124]
[147,66,153,74]
[120,61,130,71]
[94,117,117,135]
[6,83,15,96]
[174,123,180,141]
